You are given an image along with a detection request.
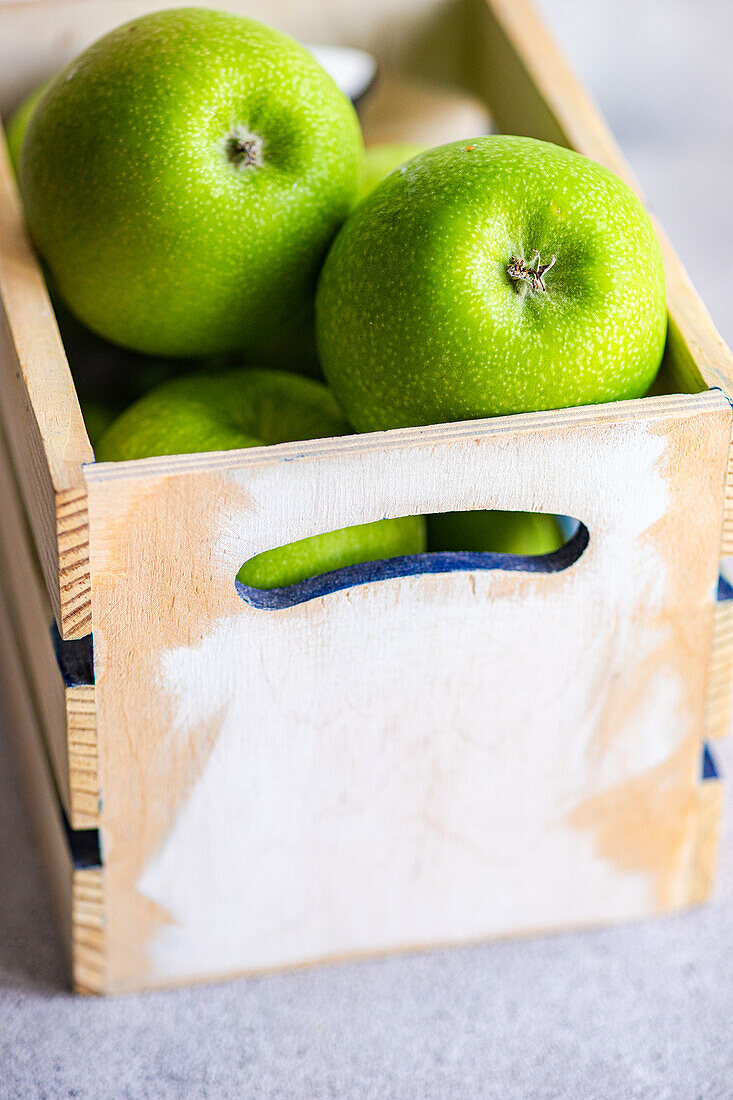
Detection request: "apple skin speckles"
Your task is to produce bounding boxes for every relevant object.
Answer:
[95,368,426,589]
[18,7,364,357]
[316,135,667,431]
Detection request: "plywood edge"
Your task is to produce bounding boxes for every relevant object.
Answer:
[0,125,93,640]
[478,0,733,402]
[705,598,733,739]
[67,683,100,828]
[0,416,72,816]
[72,866,105,994]
[56,485,92,639]
[721,436,733,557]
[0,585,105,994]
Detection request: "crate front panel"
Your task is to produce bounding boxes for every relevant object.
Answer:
[84,392,730,991]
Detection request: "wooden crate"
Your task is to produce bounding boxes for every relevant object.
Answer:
[1,0,733,995]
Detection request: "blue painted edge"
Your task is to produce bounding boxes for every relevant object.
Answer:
[717,574,733,602]
[62,809,102,869]
[702,744,720,781]
[52,622,94,687]
[236,522,590,611]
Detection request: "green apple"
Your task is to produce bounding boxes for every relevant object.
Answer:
[96,369,426,589]
[240,143,429,379]
[316,135,667,431]
[427,510,564,556]
[80,399,117,448]
[356,143,426,204]
[6,82,49,172]
[18,8,363,357]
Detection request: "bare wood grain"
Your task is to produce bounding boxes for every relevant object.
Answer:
[721,446,733,556]
[0,584,74,985]
[71,867,105,994]
[67,683,99,827]
[0,128,93,639]
[705,599,733,740]
[0,415,99,828]
[0,559,104,993]
[85,391,719,484]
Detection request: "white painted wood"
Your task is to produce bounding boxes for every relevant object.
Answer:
[85,393,730,990]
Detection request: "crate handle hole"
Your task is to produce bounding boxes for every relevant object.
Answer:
[235,513,589,610]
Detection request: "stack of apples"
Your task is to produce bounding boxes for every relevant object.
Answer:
[10,7,667,590]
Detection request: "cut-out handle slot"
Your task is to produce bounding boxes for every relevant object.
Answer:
[236,517,589,611]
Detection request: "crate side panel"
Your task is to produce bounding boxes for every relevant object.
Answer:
[85,393,730,991]
[0,569,105,992]
[0,132,93,638]
[0,584,74,983]
[0,416,99,828]
[0,419,72,819]
[66,684,100,826]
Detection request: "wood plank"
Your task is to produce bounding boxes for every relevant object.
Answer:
[0,0,730,993]
[688,778,723,907]
[84,390,722,483]
[0,0,469,114]
[85,388,730,991]
[0,415,99,828]
[475,0,733,401]
[722,447,733,557]
[0,580,104,993]
[0,128,93,639]
[66,684,99,827]
[0,583,74,984]
[359,71,493,146]
[71,867,105,994]
[706,598,733,740]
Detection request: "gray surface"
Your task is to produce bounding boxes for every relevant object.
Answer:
[3,1,733,1096]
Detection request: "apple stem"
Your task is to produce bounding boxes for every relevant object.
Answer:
[224,127,264,171]
[507,250,556,292]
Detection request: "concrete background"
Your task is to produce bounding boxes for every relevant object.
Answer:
[2,1,733,1096]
